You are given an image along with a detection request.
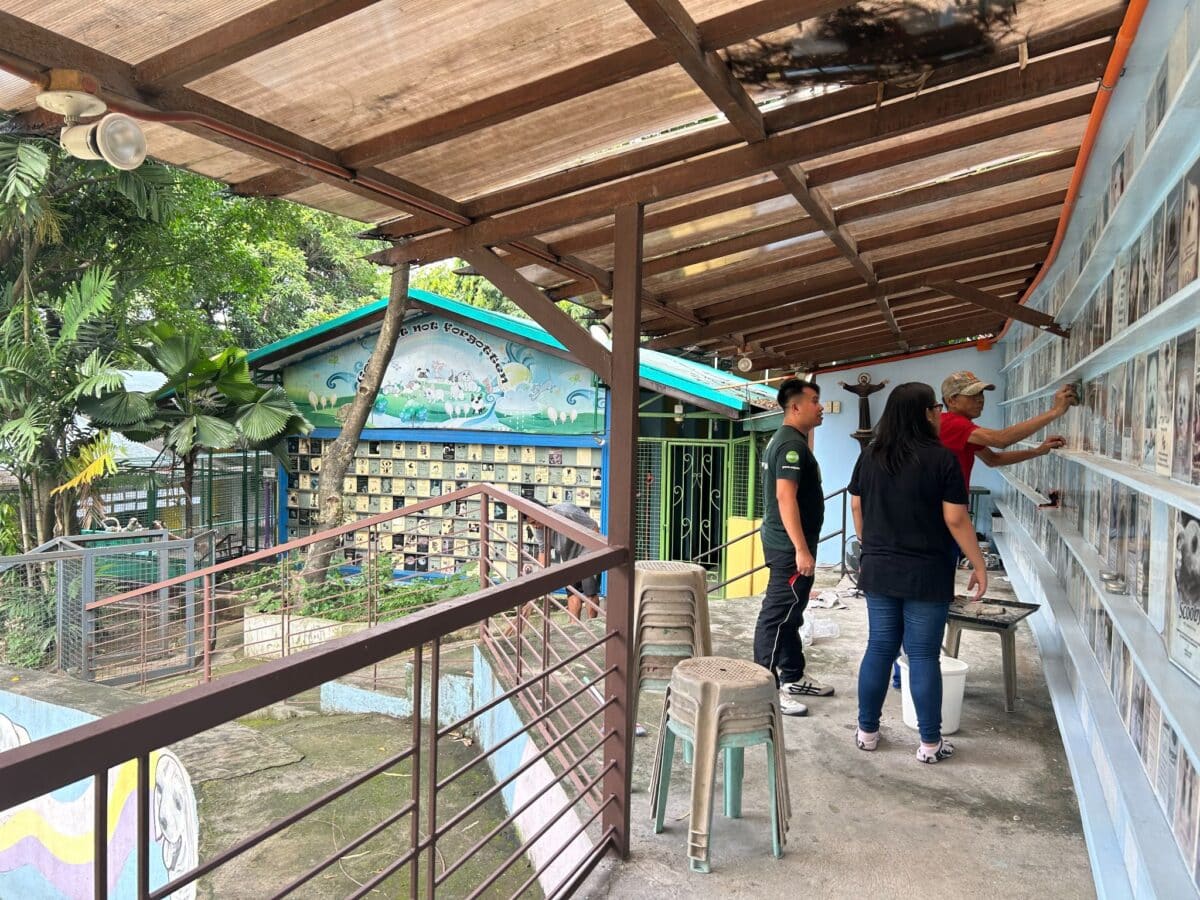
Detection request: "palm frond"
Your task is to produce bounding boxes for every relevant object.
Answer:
[56,267,115,346]
[68,350,124,400]
[51,435,119,496]
[80,389,155,427]
[0,140,51,207]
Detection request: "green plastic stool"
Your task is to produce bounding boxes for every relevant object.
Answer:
[651,717,783,873]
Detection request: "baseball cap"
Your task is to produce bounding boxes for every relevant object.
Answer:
[942,370,995,399]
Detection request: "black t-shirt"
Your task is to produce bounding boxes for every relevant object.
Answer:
[761,425,823,552]
[848,442,968,602]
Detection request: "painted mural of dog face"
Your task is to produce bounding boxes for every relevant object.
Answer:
[153,752,198,899]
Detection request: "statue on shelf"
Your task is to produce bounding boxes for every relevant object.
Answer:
[840,372,889,450]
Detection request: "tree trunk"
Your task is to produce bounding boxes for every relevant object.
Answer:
[31,472,54,546]
[301,264,410,584]
[183,452,196,534]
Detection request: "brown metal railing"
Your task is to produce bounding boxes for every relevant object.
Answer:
[0,484,631,899]
[694,486,851,594]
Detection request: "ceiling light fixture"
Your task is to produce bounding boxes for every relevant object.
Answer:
[34,69,147,170]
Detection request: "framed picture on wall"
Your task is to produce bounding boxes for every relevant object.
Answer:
[1181,160,1200,287]
[1158,339,1178,476]
[1193,330,1200,486]
[1173,331,1196,482]
[1169,507,1200,687]
[1164,183,1183,299]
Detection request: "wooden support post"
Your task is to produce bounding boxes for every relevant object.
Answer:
[602,202,642,858]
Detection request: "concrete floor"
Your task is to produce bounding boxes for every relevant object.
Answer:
[581,569,1094,899]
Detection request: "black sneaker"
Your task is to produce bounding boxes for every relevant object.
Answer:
[781,677,835,697]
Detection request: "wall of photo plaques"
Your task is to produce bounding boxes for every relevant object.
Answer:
[996,5,1200,894]
[283,433,604,582]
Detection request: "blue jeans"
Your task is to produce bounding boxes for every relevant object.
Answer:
[858,593,951,743]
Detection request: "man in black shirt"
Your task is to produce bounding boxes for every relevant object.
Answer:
[755,378,832,716]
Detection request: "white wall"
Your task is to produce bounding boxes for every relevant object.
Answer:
[809,343,1012,563]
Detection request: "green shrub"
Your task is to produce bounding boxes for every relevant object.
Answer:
[0,587,56,668]
[232,555,478,623]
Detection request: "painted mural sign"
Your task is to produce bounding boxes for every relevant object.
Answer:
[284,314,604,434]
[0,703,198,899]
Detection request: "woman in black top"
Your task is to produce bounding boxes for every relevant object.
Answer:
[848,382,987,763]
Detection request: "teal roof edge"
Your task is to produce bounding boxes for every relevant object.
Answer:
[249,290,774,413]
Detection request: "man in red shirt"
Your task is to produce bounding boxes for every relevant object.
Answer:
[939,370,1077,486]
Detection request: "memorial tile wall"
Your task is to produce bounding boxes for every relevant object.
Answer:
[996,11,1200,891]
[284,435,602,580]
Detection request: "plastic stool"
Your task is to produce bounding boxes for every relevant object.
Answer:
[648,656,790,873]
[633,561,714,726]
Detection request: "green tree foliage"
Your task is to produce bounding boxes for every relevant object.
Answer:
[82,323,312,531]
[0,125,391,357]
[123,178,391,349]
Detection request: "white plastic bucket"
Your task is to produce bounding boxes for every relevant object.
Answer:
[897,654,969,735]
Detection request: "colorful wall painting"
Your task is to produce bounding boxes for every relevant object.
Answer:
[0,692,199,900]
[282,314,604,434]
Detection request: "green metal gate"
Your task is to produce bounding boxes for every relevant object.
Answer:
[637,437,751,586]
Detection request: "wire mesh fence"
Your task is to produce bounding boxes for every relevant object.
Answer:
[0,532,198,682]
[89,451,276,557]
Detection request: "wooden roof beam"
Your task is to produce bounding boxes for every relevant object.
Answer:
[765,305,993,356]
[134,0,388,89]
[742,276,1028,346]
[932,279,1069,337]
[456,37,1111,224]
[371,75,1096,267]
[660,219,1053,318]
[626,0,767,140]
[548,145,1075,267]
[236,0,843,197]
[648,246,1048,349]
[461,248,612,384]
[773,164,907,350]
[756,318,1000,369]
[244,17,1118,214]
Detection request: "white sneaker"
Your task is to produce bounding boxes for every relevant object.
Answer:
[778,692,809,717]
[781,676,835,697]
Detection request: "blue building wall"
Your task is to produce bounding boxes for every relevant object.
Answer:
[810,344,1009,564]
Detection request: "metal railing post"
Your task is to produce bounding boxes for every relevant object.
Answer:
[841,488,849,574]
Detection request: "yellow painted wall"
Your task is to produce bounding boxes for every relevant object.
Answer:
[723,516,767,598]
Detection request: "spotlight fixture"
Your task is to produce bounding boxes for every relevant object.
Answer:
[59,114,147,170]
[34,69,147,170]
[735,355,754,373]
[673,401,685,424]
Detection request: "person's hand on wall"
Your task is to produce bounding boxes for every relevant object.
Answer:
[1052,383,1080,413]
[1037,435,1067,455]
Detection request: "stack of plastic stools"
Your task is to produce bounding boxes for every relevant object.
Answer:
[633,561,713,726]
[649,656,791,873]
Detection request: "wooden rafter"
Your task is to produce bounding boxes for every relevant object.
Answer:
[370,67,1099,268]
[454,38,1109,222]
[545,146,1076,271]
[931,279,1069,337]
[650,216,1054,316]
[649,246,1049,349]
[232,0,846,196]
[461,249,612,384]
[134,0,388,89]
